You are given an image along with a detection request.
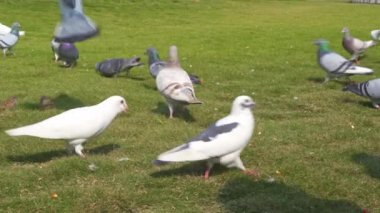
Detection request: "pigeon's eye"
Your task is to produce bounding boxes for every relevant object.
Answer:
[120,100,124,104]
[244,99,250,103]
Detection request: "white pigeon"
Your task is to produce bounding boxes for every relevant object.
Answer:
[155,45,202,118]
[0,22,25,36]
[154,96,257,179]
[5,96,128,157]
[0,22,21,57]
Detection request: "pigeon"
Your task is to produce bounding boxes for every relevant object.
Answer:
[370,29,380,41]
[155,45,202,118]
[39,96,55,110]
[154,96,257,179]
[343,78,380,109]
[54,0,99,43]
[341,27,376,63]
[51,39,79,67]
[314,39,373,83]
[95,57,142,77]
[5,96,128,157]
[0,22,21,57]
[0,96,17,111]
[0,22,25,36]
[146,47,167,78]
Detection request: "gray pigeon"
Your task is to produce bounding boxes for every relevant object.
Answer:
[156,45,202,118]
[0,22,21,57]
[343,78,380,109]
[54,0,98,43]
[95,57,142,77]
[146,47,167,78]
[5,96,128,157]
[341,27,376,63]
[154,96,257,179]
[314,39,373,83]
[51,39,79,67]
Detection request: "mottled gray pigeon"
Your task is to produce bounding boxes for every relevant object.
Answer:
[54,0,98,43]
[343,78,380,109]
[95,57,142,77]
[341,27,376,63]
[314,39,373,83]
[51,39,79,67]
[5,96,128,157]
[146,47,167,78]
[154,96,258,179]
[0,22,21,57]
[156,45,202,118]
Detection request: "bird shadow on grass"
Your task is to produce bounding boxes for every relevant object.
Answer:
[150,162,229,178]
[20,94,84,111]
[219,177,362,213]
[341,98,374,109]
[352,153,380,179]
[7,143,120,163]
[151,102,196,122]
[307,77,349,86]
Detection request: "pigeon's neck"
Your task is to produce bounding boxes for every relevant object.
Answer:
[148,52,161,66]
[318,44,330,54]
[10,27,19,36]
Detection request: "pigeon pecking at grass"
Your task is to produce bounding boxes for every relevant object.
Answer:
[0,22,21,57]
[95,57,142,77]
[155,45,202,118]
[51,39,79,67]
[5,96,128,157]
[314,39,373,83]
[341,27,376,63]
[154,96,258,179]
[343,78,380,109]
[54,0,99,43]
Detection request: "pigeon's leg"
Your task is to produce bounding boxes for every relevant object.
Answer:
[323,75,330,84]
[204,162,214,180]
[168,104,174,119]
[2,49,7,58]
[69,139,87,157]
[372,102,380,109]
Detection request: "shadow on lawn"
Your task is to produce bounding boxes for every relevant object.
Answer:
[307,77,349,86]
[341,98,374,109]
[352,153,380,179]
[7,143,120,163]
[219,177,362,213]
[21,94,84,110]
[151,102,196,122]
[151,162,229,178]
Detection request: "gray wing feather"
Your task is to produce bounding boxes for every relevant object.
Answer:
[188,122,239,143]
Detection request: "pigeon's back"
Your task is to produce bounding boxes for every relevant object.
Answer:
[96,59,123,77]
[319,52,349,73]
[0,33,18,48]
[156,67,193,92]
[58,43,79,62]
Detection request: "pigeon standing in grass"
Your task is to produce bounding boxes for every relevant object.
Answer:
[0,22,21,57]
[147,47,167,78]
[54,0,98,43]
[154,96,257,179]
[314,39,373,83]
[5,96,128,157]
[343,78,380,109]
[95,57,142,77]
[156,45,202,118]
[341,27,376,63]
[51,39,79,67]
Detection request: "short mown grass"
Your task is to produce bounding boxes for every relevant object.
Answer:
[0,0,379,212]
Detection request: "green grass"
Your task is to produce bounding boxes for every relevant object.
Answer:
[0,0,380,212]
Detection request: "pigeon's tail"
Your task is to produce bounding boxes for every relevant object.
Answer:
[344,66,373,75]
[343,82,369,97]
[146,48,161,66]
[5,126,32,137]
[364,40,377,48]
[371,30,380,41]
[156,145,209,162]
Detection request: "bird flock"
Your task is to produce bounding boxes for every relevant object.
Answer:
[1,0,380,181]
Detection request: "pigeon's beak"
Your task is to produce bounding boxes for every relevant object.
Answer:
[124,103,128,112]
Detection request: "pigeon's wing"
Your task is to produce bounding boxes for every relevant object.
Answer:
[0,34,18,48]
[96,59,123,76]
[0,23,10,35]
[320,52,373,75]
[156,117,244,162]
[5,106,105,140]
[156,67,193,92]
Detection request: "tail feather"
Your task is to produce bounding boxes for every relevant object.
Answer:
[343,82,369,97]
[363,40,376,48]
[344,66,373,75]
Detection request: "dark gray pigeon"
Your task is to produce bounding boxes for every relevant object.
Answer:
[51,39,79,67]
[0,22,21,57]
[341,27,376,63]
[146,47,166,78]
[314,39,373,83]
[54,0,98,43]
[95,57,142,77]
[343,78,380,109]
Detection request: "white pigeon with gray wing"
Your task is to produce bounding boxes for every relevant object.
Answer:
[154,96,256,179]
[0,22,21,57]
[5,96,127,157]
[0,23,25,36]
[343,78,380,109]
[341,27,376,62]
[314,39,373,83]
[155,45,202,118]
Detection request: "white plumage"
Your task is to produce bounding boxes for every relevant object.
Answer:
[154,96,256,179]
[156,45,202,118]
[5,96,127,157]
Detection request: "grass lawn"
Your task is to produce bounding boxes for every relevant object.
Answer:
[0,0,379,212]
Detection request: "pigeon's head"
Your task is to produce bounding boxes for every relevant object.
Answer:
[10,22,21,36]
[124,57,143,69]
[341,27,349,33]
[313,39,329,46]
[231,96,255,114]
[103,96,128,113]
